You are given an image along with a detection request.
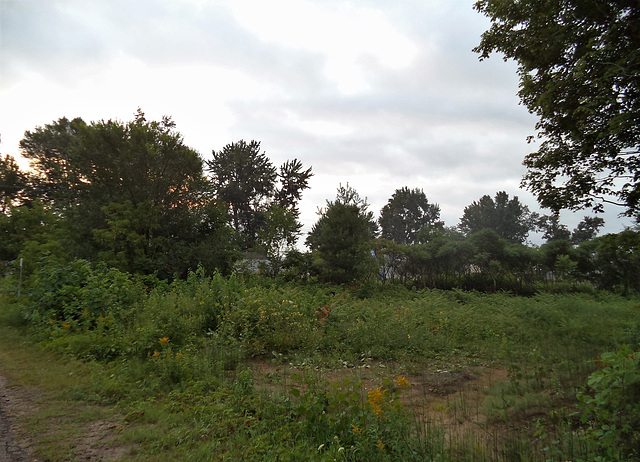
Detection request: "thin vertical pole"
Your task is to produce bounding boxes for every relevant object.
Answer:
[17,258,23,298]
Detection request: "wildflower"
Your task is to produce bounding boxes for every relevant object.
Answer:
[152,351,160,357]
[176,353,184,359]
[377,440,385,451]
[367,386,385,416]
[352,425,361,434]
[394,376,410,389]
[158,337,170,345]
[61,321,71,330]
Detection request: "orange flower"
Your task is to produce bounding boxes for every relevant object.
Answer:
[152,351,160,357]
[176,353,184,359]
[158,337,170,345]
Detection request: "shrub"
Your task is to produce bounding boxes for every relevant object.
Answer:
[577,345,640,460]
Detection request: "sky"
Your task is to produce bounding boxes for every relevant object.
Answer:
[0,0,633,244]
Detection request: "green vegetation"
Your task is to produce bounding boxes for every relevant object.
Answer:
[1,264,639,460]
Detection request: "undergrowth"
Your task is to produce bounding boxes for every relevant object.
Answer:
[0,262,638,460]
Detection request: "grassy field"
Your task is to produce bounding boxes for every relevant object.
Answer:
[0,268,639,461]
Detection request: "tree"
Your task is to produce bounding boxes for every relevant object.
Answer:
[275,159,313,213]
[19,116,86,209]
[459,191,536,243]
[20,110,222,274]
[0,154,27,213]
[206,140,276,241]
[206,141,312,251]
[306,184,377,283]
[592,230,640,294]
[474,1,640,215]
[571,216,606,244]
[537,213,572,242]
[379,187,442,245]
[255,205,302,276]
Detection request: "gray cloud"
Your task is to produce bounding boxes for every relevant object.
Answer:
[0,0,632,241]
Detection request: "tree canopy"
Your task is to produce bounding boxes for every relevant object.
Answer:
[206,140,311,251]
[379,187,442,245]
[306,184,377,283]
[459,191,536,243]
[474,1,640,215]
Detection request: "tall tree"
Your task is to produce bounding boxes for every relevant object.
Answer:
[474,1,640,214]
[206,141,312,251]
[571,216,606,244]
[537,213,572,242]
[459,191,536,243]
[275,158,313,213]
[20,110,218,274]
[206,140,276,249]
[19,117,86,209]
[0,154,27,213]
[379,187,442,245]
[255,205,302,276]
[306,184,377,283]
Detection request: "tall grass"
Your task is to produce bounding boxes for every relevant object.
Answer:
[1,265,638,460]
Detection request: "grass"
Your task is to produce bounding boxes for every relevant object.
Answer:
[0,270,639,460]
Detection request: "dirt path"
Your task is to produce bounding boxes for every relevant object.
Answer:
[0,374,32,462]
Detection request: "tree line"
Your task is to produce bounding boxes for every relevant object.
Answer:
[1,110,638,294]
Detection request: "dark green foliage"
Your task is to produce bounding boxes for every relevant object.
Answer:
[459,191,536,243]
[572,216,606,244]
[538,212,572,242]
[275,158,313,212]
[474,0,640,214]
[18,111,239,277]
[0,154,27,213]
[19,116,86,209]
[591,230,640,294]
[0,200,70,275]
[307,185,377,284]
[206,140,277,247]
[577,345,640,460]
[206,140,311,252]
[379,187,442,245]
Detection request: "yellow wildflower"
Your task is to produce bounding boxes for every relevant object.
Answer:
[61,321,71,330]
[158,337,170,345]
[176,353,184,359]
[367,386,385,416]
[377,440,385,451]
[395,376,410,389]
[352,425,361,434]
[152,351,160,357]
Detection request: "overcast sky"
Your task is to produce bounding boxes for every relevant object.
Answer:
[0,0,633,243]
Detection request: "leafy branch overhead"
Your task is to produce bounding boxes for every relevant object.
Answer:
[474,1,640,215]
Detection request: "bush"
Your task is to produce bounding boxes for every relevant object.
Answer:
[577,345,640,460]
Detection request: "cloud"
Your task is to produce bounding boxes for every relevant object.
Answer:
[0,0,632,242]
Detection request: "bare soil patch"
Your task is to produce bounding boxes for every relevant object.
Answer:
[249,357,510,445]
[0,362,128,461]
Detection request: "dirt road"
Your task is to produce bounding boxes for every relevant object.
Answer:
[0,386,30,462]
